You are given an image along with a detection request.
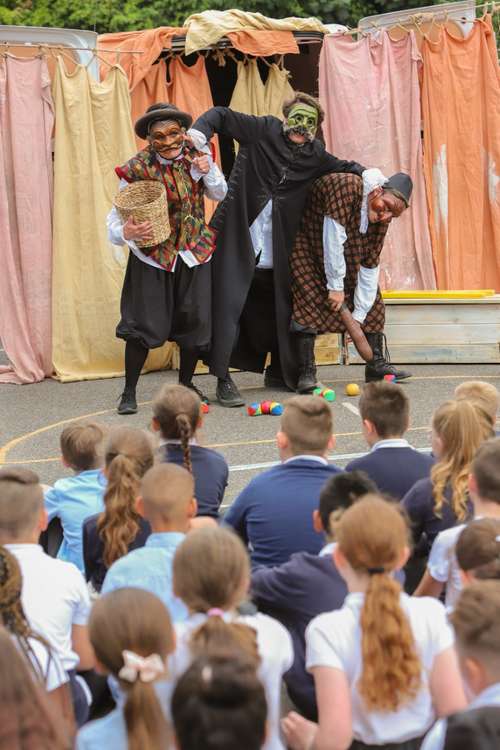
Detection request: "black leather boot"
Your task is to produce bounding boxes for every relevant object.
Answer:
[364,332,412,382]
[296,333,318,394]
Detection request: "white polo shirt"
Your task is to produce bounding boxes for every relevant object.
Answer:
[427,523,468,610]
[21,636,69,691]
[168,611,293,750]
[6,544,91,671]
[306,592,454,745]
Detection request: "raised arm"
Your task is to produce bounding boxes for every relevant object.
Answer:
[190,107,273,148]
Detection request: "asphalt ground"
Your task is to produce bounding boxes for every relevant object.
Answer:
[1,359,499,510]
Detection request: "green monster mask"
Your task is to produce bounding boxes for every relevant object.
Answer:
[283,103,319,141]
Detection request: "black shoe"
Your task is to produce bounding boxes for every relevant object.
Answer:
[181,380,210,404]
[295,333,318,393]
[264,367,294,391]
[117,388,137,415]
[216,375,245,407]
[364,333,412,382]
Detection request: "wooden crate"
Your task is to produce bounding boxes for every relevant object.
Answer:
[347,295,500,364]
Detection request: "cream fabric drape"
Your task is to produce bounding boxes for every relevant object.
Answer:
[51,60,172,381]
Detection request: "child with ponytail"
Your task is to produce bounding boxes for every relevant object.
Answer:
[283,496,466,750]
[76,588,174,750]
[152,384,228,519]
[170,526,293,750]
[403,400,493,555]
[82,427,153,592]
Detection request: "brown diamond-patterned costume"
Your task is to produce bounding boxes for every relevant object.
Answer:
[291,172,388,334]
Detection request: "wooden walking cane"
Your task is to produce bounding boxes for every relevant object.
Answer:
[339,303,373,363]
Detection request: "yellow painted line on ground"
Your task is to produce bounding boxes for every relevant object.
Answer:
[2,424,435,465]
[1,372,499,465]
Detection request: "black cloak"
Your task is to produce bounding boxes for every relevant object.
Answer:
[192,108,364,389]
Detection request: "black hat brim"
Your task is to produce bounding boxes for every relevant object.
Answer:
[135,107,193,140]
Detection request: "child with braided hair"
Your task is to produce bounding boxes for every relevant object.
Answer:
[0,628,71,750]
[153,384,228,519]
[0,545,71,718]
[82,427,153,593]
[283,496,466,750]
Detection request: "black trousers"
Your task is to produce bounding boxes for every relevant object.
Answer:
[238,268,280,363]
[116,253,211,352]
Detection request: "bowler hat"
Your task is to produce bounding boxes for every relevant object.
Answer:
[383,172,413,206]
[135,103,193,140]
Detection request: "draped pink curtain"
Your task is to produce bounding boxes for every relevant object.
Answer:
[320,31,436,291]
[0,55,54,383]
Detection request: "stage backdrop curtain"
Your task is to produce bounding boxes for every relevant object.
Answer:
[0,55,54,384]
[130,59,169,149]
[421,16,500,290]
[319,31,436,291]
[51,59,173,382]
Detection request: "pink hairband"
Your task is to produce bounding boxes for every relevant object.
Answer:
[207,608,224,617]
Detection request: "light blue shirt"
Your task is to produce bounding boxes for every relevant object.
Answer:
[44,470,106,573]
[101,532,188,623]
[76,707,126,749]
[421,682,500,750]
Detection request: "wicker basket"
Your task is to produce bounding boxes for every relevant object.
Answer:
[114,180,170,248]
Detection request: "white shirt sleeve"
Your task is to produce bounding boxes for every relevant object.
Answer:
[192,157,227,201]
[353,265,380,323]
[187,127,208,150]
[71,569,92,626]
[420,718,447,750]
[427,529,458,583]
[323,217,347,292]
[305,614,345,672]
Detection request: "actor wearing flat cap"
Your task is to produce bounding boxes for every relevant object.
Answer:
[290,171,414,391]
[189,93,388,406]
[107,103,227,414]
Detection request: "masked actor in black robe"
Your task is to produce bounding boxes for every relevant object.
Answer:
[190,92,386,406]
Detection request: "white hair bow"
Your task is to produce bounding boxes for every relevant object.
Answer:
[118,650,165,683]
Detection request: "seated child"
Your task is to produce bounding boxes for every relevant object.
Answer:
[0,468,94,726]
[171,526,293,750]
[415,437,500,607]
[172,652,268,750]
[454,380,499,434]
[82,427,152,593]
[422,581,500,750]
[0,545,71,720]
[76,588,175,750]
[225,395,341,567]
[456,517,500,585]
[282,496,466,750]
[402,400,493,591]
[346,382,434,500]
[102,463,196,622]
[251,470,377,720]
[44,423,106,572]
[0,627,71,750]
[153,384,228,519]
